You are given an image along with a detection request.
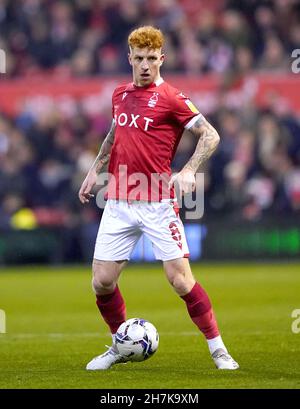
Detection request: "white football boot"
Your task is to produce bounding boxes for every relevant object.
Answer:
[212,348,239,370]
[86,341,128,370]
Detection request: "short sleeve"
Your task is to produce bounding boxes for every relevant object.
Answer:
[170,90,204,128]
[112,89,116,119]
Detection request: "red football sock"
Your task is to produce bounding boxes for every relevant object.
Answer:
[181,282,220,339]
[96,285,126,334]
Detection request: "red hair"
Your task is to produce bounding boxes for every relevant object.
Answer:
[128,26,164,50]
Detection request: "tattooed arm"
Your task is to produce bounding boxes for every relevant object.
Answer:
[90,120,116,174]
[78,120,115,204]
[169,116,220,195]
[184,116,220,173]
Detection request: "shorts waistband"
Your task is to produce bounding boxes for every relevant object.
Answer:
[108,198,175,205]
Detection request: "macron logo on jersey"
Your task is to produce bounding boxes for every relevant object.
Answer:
[115,113,154,131]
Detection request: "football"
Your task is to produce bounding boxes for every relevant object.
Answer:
[115,318,159,362]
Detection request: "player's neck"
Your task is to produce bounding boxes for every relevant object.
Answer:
[133,76,163,88]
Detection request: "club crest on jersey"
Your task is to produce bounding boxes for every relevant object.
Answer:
[148,92,159,108]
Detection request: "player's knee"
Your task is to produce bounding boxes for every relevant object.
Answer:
[164,258,195,295]
[91,265,116,294]
[165,261,194,295]
[167,270,189,294]
[92,276,115,294]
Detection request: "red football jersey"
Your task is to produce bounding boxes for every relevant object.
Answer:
[107,78,202,201]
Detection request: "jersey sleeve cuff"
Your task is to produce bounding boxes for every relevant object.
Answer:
[184,113,204,130]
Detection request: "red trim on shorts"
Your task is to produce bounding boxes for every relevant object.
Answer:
[173,202,180,217]
[172,201,188,258]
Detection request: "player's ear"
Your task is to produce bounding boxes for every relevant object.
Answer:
[128,53,132,66]
[160,54,165,66]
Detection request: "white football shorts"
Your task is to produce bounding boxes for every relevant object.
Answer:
[94,199,189,261]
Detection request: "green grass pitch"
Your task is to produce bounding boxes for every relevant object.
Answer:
[0,263,300,389]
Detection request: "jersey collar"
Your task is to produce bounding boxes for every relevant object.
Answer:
[154,77,164,86]
[127,77,164,91]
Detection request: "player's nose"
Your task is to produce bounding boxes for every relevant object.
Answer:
[141,60,149,70]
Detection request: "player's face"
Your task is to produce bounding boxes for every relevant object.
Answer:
[129,47,164,87]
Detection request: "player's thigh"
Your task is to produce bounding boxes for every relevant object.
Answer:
[163,257,195,295]
[92,259,127,293]
[94,200,141,261]
[139,201,189,261]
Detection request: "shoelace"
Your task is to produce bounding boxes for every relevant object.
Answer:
[104,345,117,356]
[214,352,232,361]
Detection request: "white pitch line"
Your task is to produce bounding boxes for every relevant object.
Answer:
[1,331,199,339]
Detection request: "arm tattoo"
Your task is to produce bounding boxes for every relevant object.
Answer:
[91,120,116,174]
[183,117,220,173]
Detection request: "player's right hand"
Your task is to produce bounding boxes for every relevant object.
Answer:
[78,171,97,204]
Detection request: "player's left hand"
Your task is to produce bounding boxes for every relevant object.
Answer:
[168,168,196,196]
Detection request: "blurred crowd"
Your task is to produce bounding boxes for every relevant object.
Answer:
[0,0,300,250]
[0,0,299,76]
